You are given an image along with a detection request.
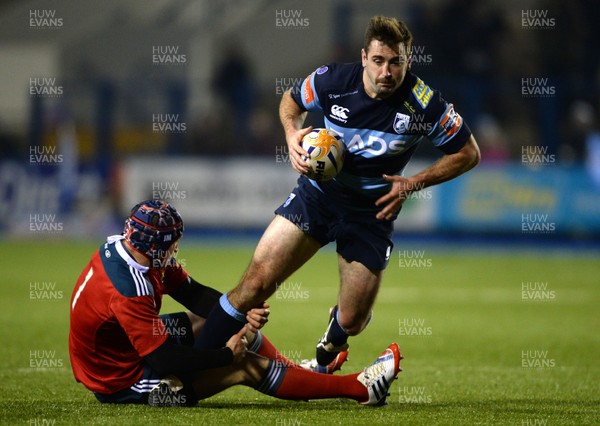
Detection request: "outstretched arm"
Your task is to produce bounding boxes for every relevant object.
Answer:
[375,135,481,220]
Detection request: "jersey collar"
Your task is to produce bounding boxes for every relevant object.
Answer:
[109,235,149,274]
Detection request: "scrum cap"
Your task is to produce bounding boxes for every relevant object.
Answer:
[123,199,184,259]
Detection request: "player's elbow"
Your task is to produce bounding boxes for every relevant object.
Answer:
[464,135,481,170]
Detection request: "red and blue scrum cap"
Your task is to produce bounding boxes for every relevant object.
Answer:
[123,199,184,258]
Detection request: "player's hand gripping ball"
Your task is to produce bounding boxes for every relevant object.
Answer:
[301,128,345,181]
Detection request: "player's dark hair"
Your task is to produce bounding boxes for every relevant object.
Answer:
[364,16,413,56]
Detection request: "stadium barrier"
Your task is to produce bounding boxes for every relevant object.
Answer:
[1,158,598,237]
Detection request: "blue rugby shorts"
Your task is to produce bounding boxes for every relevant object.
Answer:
[274,179,394,271]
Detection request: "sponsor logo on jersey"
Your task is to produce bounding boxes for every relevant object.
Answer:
[440,104,462,137]
[328,90,359,100]
[345,133,410,156]
[330,105,349,123]
[303,73,315,105]
[316,65,329,75]
[412,78,433,108]
[393,112,411,134]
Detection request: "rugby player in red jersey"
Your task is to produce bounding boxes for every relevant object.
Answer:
[69,200,401,406]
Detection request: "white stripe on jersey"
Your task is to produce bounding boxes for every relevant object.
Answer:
[135,268,150,296]
[129,265,148,296]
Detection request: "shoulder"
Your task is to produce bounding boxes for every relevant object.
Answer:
[403,71,449,120]
[99,242,154,298]
[313,62,362,89]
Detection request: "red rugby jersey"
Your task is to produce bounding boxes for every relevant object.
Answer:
[68,236,188,394]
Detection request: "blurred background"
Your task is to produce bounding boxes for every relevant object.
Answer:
[0,0,599,244]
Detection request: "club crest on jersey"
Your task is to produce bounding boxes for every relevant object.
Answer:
[393,112,411,134]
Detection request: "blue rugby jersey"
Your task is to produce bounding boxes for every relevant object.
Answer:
[290,62,471,217]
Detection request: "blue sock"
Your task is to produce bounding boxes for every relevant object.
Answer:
[194,294,246,349]
[327,306,349,347]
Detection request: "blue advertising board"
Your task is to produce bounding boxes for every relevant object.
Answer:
[435,165,600,235]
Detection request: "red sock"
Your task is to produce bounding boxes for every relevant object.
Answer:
[254,333,298,367]
[272,367,368,402]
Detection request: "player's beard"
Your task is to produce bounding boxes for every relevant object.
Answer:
[375,77,400,95]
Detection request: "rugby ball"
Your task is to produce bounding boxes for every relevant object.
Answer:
[301,128,345,181]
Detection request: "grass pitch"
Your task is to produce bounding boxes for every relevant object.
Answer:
[0,239,598,425]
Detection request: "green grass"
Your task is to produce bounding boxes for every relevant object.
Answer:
[0,239,598,425]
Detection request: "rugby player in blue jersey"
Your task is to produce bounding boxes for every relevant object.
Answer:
[196,15,480,374]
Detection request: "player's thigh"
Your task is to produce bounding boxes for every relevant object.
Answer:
[336,255,384,333]
[242,215,320,287]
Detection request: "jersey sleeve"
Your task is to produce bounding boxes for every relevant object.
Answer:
[110,294,167,358]
[427,99,472,154]
[291,65,329,112]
